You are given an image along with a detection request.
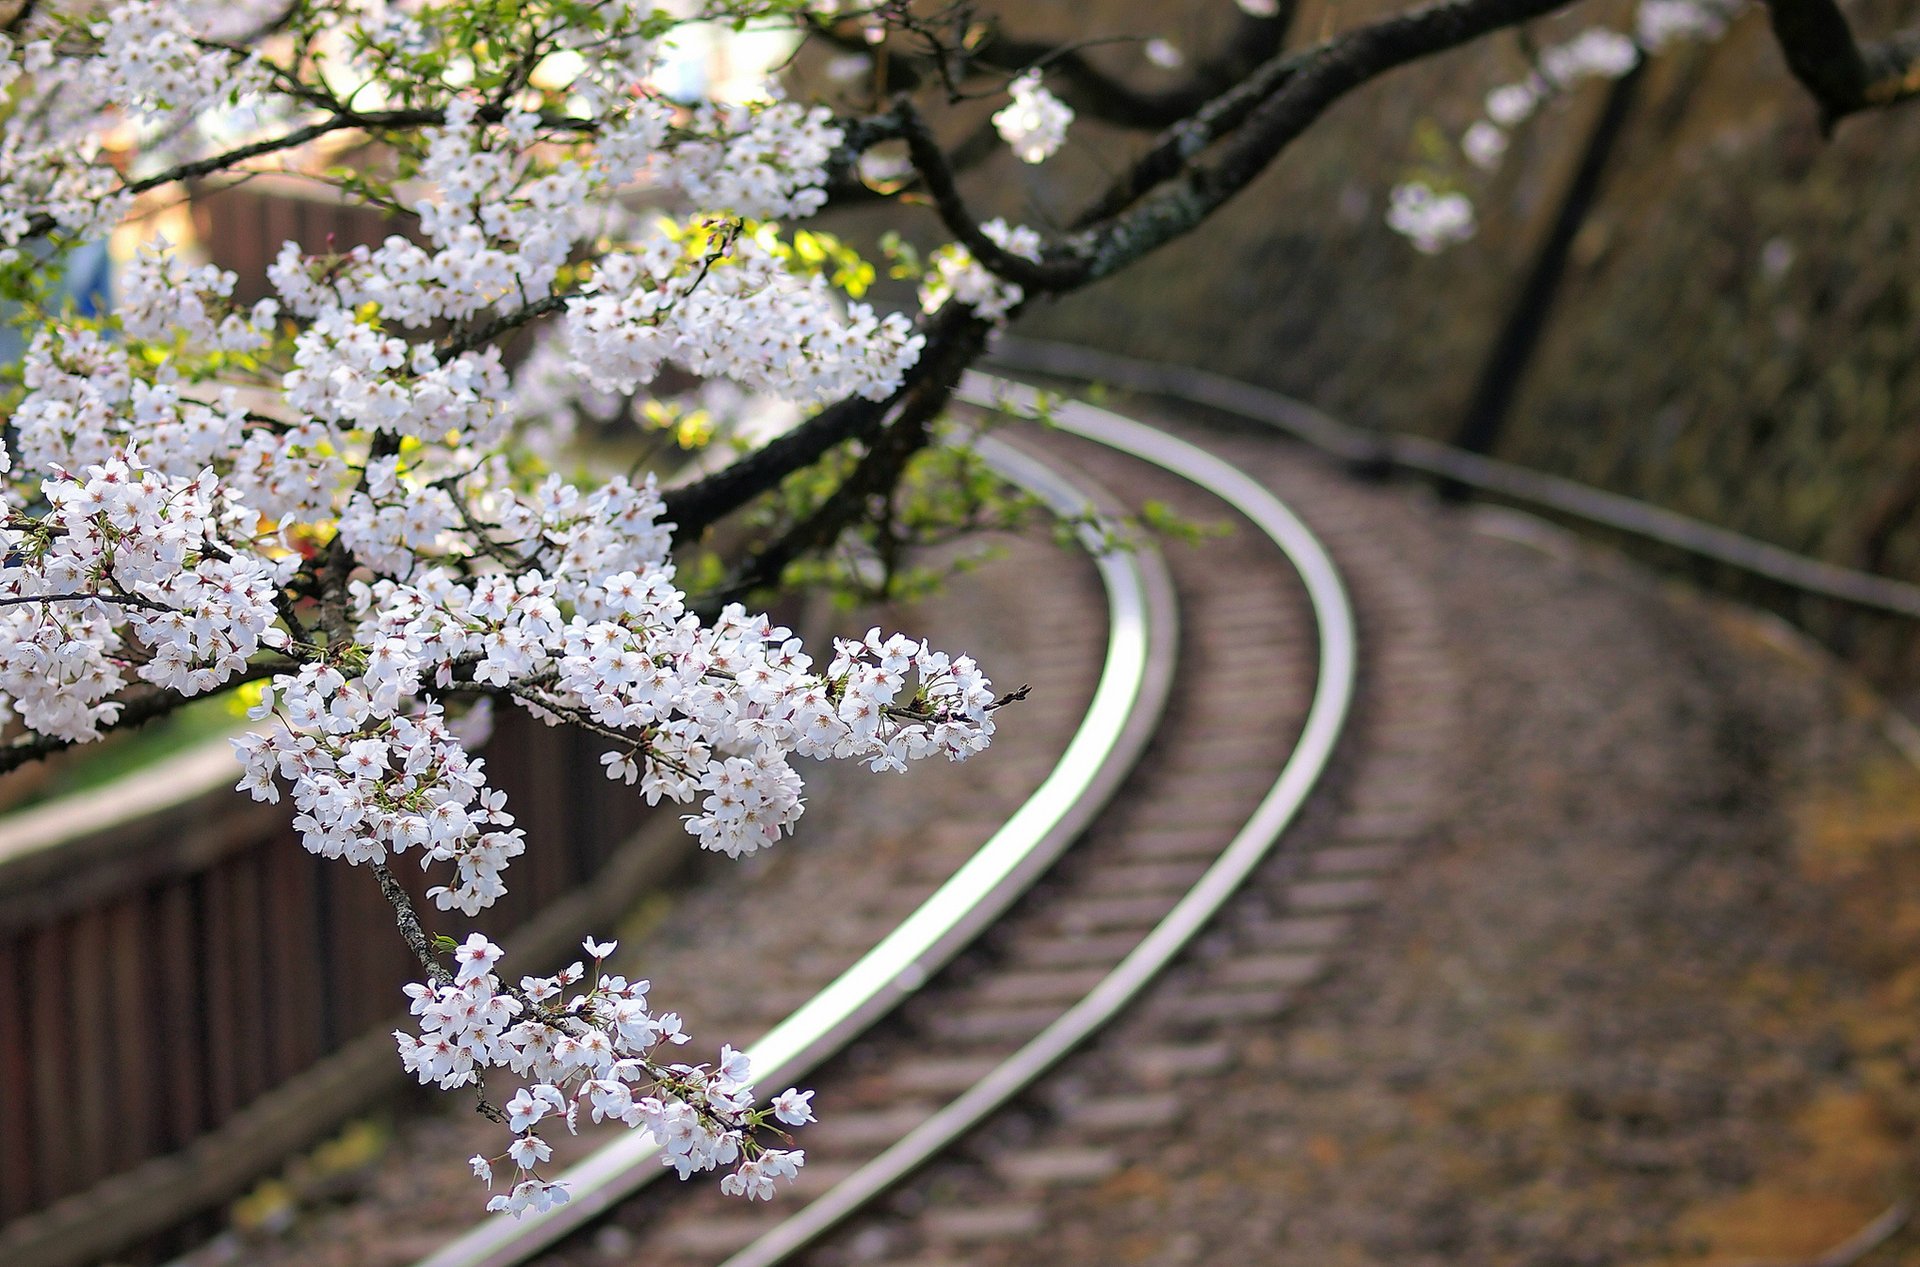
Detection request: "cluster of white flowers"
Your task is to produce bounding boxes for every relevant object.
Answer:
[1390,0,1744,251]
[278,103,603,330]
[0,3,260,254]
[93,0,268,121]
[667,100,845,219]
[234,677,528,912]
[0,0,1020,1218]
[120,241,279,351]
[1636,0,1736,50]
[918,219,1043,322]
[344,519,997,862]
[0,134,127,256]
[564,223,922,403]
[1384,182,1478,254]
[400,935,815,1213]
[285,310,511,446]
[993,71,1074,164]
[0,456,291,738]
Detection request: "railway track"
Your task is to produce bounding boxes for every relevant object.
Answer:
[394,375,1391,1267]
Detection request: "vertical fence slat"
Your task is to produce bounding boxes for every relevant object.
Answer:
[0,938,33,1221]
[199,866,241,1126]
[26,924,70,1206]
[539,716,572,908]
[151,883,203,1154]
[333,854,384,1036]
[67,908,114,1192]
[264,837,318,1084]
[305,838,342,1055]
[106,898,156,1175]
[228,850,268,1107]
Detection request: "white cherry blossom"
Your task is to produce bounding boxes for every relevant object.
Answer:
[993,71,1074,164]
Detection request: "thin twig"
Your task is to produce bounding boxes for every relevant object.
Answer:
[0,589,168,610]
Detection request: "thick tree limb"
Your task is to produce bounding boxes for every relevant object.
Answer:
[895,99,1084,290]
[1,0,37,37]
[890,0,1587,300]
[1067,40,1311,229]
[715,313,992,600]
[1762,0,1920,124]
[812,6,1293,133]
[821,111,1003,206]
[973,7,1294,131]
[661,306,989,542]
[731,0,1590,565]
[1059,0,1580,288]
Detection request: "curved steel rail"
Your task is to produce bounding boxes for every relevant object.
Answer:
[707,374,1361,1266]
[413,423,1182,1267]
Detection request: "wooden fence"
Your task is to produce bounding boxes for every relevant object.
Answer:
[0,699,684,1267]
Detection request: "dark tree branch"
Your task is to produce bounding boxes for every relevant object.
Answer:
[0,590,168,611]
[1762,0,1920,125]
[436,292,574,362]
[687,0,1594,556]
[1059,0,1582,288]
[716,314,992,600]
[975,8,1294,131]
[815,6,1294,132]
[664,392,890,544]
[1,0,39,37]
[892,0,1591,302]
[661,305,989,542]
[826,106,914,176]
[18,102,593,245]
[822,110,1002,206]
[235,0,305,44]
[895,98,1082,290]
[1068,40,1311,229]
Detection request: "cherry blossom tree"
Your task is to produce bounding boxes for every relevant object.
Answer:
[0,0,1914,1221]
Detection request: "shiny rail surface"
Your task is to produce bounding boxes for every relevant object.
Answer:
[413,415,1182,1267]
